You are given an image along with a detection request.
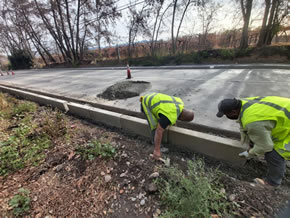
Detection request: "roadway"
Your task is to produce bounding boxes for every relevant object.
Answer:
[1,65,289,132]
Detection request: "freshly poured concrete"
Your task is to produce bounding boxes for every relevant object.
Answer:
[0,85,246,165]
[0,67,289,134]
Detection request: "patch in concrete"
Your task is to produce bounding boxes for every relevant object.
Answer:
[97,81,151,100]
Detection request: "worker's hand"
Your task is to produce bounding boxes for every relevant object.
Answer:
[238,151,249,158]
[153,150,161,160]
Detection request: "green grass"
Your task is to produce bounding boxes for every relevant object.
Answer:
[156,159,229,218]
[9,188,31,216]
[0,93,70,176]
[76,140,116,160]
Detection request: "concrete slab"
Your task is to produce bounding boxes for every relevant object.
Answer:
[0,85,68,112]
[67,102,122,128]
[168,126,246,165]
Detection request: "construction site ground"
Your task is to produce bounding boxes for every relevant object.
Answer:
[0,94,290,217]
[1,66,289,132]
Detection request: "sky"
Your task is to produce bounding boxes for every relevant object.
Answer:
[105,0,265,47]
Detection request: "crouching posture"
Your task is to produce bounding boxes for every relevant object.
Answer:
[140,93,194,160]
[217,96,290,187]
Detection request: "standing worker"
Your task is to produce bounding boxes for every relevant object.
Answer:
[216,96,290,188]
[140,93,194,160]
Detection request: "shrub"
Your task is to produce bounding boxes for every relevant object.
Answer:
[8,50,33,70]
[219,49,235,60]
[76,140,116,160]
[9,188,31,216]
[156,159,228,218]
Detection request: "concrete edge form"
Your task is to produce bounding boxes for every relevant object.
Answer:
[67,102,122,128]
[168,126,246,165]
[0,83,241,140]
[0,85,68,112]
[0,84,246,165]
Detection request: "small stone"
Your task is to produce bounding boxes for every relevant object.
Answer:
[33,196,38,201]
[121,152,128,158]
[126,161,130,166]
[105,175,112,183]
[131,197,136,202]
[181,158,185,162]
[101,171,105,176]
[138,193,144,199]
[156,209,161,215]
[120,172,126,178]
[149,172,159,178]
[126,208,129,212]
[120,189,124,194]
[131,186,135,190]
[113,194,117,200]
[220,188,226,194]
[140,199,145,206]
[147,183,158,193]
[103,210,107,215]
[229,194,236,201]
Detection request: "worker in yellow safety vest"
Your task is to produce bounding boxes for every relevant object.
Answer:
[140,93,194,160]
[216,96,290,188]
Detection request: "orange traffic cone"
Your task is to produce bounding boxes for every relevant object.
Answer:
[126,64,131,79]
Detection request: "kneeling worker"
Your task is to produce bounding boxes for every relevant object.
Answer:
[216,96,290,187]
[140,93,194,160]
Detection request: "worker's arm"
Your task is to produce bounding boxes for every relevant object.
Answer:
[246,120,276,157]
[153,123,164,160]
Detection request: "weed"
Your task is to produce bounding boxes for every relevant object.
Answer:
[9,102,36,118]
[9,188,31,216]
[76,140,116,160]
[156,159,228,218]
[41,110,68,140]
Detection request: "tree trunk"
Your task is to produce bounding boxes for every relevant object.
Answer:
[171,0,178,55]
[240,0,253,49]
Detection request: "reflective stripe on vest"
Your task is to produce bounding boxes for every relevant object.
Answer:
[142,93,183,130]
[240,96,290,160]
[241,97,290,120]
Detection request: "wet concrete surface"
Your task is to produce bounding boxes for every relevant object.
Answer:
[1,67,289,132]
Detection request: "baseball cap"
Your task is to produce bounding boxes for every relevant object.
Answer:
[216,98,240,117]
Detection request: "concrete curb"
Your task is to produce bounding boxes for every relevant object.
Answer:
[0,85,246,165]
[0,85,68,112]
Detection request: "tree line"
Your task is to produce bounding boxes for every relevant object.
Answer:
[0,0,288,66]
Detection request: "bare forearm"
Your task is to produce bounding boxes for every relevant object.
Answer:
[153,123,164,159]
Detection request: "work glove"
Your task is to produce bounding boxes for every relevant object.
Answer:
[238,151,249,158]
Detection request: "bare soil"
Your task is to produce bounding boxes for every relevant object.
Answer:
[1,101,290,217]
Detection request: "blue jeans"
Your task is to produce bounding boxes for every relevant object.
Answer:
[264,149,286,186]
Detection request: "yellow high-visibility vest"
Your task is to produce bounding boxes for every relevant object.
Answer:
[240,96,290,160]
[141,93,184,130]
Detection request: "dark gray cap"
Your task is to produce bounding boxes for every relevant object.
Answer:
[216,98,240,117]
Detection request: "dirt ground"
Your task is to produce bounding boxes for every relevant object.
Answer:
[1,107,290,217]
[1,89,290,217]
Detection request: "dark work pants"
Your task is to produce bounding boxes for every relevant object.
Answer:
[264,149,286,186]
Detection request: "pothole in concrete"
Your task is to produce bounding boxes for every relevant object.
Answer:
[97,80,151,100]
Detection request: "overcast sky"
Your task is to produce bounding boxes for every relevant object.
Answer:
[105,0,265,47]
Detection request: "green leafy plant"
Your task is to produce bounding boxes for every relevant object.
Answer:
[76,140,116,160]
[9,188,31,216]
[156,159,228,218]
